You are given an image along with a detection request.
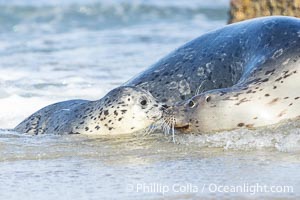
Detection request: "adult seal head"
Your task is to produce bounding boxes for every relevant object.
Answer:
[14,86,163,135]
[163,16,300,133]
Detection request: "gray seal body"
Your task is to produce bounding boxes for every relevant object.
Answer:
[15,16,300,135]
[162,16,300,133]
[126,16,300,105]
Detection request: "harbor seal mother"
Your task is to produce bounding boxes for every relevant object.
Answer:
[163,16,300,133]
[14,86,163,135]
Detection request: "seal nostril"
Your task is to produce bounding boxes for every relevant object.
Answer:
[160,104,169,111]
[162,104,169,108]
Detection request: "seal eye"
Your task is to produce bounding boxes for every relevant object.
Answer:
[188,100,195,108]
[205,96,211,102]
[140,99,147,106]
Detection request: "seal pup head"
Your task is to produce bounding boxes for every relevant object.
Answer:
[163,94,217,133]
[163,81,300,134]
[96,86,164,135]
[162,89,232,134]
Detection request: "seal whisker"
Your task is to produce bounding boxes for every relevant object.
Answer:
[144,119,162,136]
[158,118,168,135]
[148,123,159,135]
[144,125,153,136]
[171,116,176,143]
[162,118,171,136]
[166,118,172,136]
[162,120,169,135]
[162,114,176,142]
[166,119,170,134]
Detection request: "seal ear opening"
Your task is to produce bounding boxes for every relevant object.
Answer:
[205,96,211,103]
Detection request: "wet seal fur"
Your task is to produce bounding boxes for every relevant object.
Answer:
[163,16,300,133]
[15,16,267,136]
[14,86,163,135]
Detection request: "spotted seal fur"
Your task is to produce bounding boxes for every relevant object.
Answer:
[163,16,300,133]
[14,86,163,135]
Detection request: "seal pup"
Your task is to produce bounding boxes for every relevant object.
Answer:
[163,16,300,133]
[14,86,163,135]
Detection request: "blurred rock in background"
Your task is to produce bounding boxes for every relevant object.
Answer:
[229,0,300,23]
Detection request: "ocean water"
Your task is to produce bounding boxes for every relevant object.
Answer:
[0,0,299,199]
